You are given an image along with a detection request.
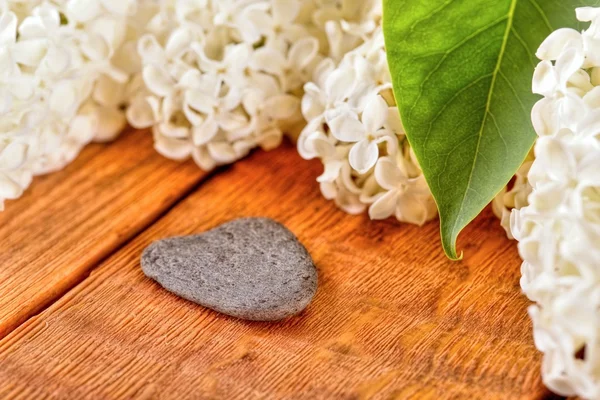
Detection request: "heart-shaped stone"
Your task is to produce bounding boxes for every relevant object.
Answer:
[141,218,317,321]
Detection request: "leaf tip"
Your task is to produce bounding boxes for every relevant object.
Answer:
[441,229,463,261]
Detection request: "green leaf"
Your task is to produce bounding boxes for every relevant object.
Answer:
[383,0,599,259]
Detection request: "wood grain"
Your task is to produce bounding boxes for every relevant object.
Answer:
[0,143,548,399]
[0,129,207,339]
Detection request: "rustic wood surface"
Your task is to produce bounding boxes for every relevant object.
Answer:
[0,129,207,339]
[0,137,554,399]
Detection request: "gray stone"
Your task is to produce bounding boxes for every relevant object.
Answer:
[141,217,317,321]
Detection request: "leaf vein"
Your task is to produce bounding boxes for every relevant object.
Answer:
[423,74,493,149]
[450,0,517,249]
[408,0,455,34]
[487,110,509,152]
[407,15,509,124]
[509,27,536,68]
[528,0,553,32]
[498,69,528,114]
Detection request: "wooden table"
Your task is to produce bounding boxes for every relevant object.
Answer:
[0,129,555,399]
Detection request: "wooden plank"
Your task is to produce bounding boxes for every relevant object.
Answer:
[0,143,548,399]
[0,129,207,339]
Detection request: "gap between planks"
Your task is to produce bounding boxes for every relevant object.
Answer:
[0,129,211,339]
[0,142,550,399]
[3,166,225,342]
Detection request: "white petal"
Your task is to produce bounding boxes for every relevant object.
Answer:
[396,194,429,226]
[243,73,281,115]
[528,182,565,212]
[297,121,320,160]
[19,14,51,38]
[127,97,155,129]
[387,107,405,133]
[158,122,189,139]
[325,67,356,103]
[233,139,255,158]
[224,43,251,69]
[532,61,558,96]
[143,65,175,97]
[362,95,388,133]
[578,109,600,138]
[311,134,336,158]
[80,33,110,62]
[576,7,600,23]
[47,45,71,75]
[221,85,242,111]
[94,107,127,142]
[89,16,127,52]
[320,181,337,200]
[374,156,404,190]
[101,0,134,16]
[234,13,262,44]
[257,127,283,151]
[555,47,585,88]
[207,141,238,164]
[288,37,319,70]
[536,28,582,60]
[578,154,600,185]
[313,58,335,88]
[301,83,325,121]
[49,82,78,116]
[138,34,165,63]
[166,29,194,59]
[556,93,586,130]
[335,187,367,215]
[192,147,216,171]
[324,20,344,61]
[0,174,22,200]
[192,116,219,146]
[153,130,191,161]
[248,72,281,98]
[0,142,28,170]
[250,47,286,76]
[0,88,12,114]
[217,110,248,132]
[531,98,557,137]
[243,88,264,117]
[66,106,97,144]
[67,0,102,22]
[349,139,378,173]
[535,137,575,182]
[264,95,300,120]
[183,103,205,127]
[179,69,204,89]
[245,10,272,39]
[368,190,399,220]
[584,86,600,108]
[0,12,17,46]
[317,160,343,183]
[185,89,216,115]
[272,0,300,24]
[13,39,47,66]
[329,111,365,142]
[93,75,125,107]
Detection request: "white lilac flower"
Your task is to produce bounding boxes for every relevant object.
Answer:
[311,0,382,62]
[129,0,372,172]
[511,7,600,399]
[370,153,437,226]
[492,151,534,239]
[328,94,398,174]
[0,0,145,210]
[298,27,437,226]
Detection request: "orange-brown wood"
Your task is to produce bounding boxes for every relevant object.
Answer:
[0,142,550,399]
[0,129,207,339]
